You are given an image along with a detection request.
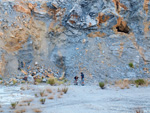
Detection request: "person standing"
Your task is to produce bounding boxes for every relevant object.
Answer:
[74,76,79,85]
[81,72,84,86]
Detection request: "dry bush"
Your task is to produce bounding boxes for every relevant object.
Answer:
[20,87,25,90]
[46,89,52,93]
[33,109,41,113]
[40,91,45,97]
[0,110,3,112]
[135,108,144,113]
[18,103,27,106]
[11,102,18,109]
[40,98,46,104]
[48,96,54,100]
[115,79,129,89]
[60,92,64,95]
[14,109,26,113]
[22,99,33,103]
[62,87,68,94]
[35,94,38,97]
[43,93,48,97]
[57,88,61,92]
[57,95,62,98]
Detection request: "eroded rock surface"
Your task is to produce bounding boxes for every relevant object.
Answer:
[0,0,150,81]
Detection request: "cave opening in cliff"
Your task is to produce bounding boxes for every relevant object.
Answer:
[116,23,130,34]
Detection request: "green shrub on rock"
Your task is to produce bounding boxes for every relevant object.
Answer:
[47,78,55,85]
[129,62,134,68]
[99,82,105,89]
[135,79,145,85]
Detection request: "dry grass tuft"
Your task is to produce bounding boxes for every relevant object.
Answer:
[14,109,26,113]
[46,89,52,93]
[57,95,62,98]
[62,87,68,94]
[22,99,33,103]
[60,92,64,95]
[40,91,45,97]
[57,88,61,92]
[43,93,48,97]
[18,103,27,106]
[33,109,42,113]
[20,87,25,90]
[48,96,54,100]
[135,108,144,113]
[115,79,129,89]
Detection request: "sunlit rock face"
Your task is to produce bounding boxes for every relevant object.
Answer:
[0,0,150,81]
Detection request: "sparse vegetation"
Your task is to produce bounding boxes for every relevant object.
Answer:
[99,82,105,89]
[57,95,62,98]
[27,102,30,106]
[35,93,38,97]
[135,79,145,86]
[14,109,26,113]
[135,108,144,113]
[22,99,33,103]
[40,91,45,97]
[48,96,54,100]
[129,62,134,68]
[33,109,41,113]
[46,89,52,93]
[62,87,68,94]
[35,78,42,83]
[47,78,55,85]
[40,98,46,104]
[11,102,17,109]
[57,88,61,92]
[13,79,17,85]
[60,92,64,95]
[20,87,25,90]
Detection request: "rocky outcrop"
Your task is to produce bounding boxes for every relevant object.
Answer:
[0,0,150,82]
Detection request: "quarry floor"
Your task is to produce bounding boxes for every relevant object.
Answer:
[0,84,150,113]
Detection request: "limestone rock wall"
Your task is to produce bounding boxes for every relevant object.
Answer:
[0,0,150,81]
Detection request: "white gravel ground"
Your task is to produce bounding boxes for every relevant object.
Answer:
[0,84,150,113]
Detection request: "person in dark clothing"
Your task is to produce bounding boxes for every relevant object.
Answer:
[81,72,84,86]
[74,76,79,85]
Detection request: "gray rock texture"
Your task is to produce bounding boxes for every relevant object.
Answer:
[0,0,150,82]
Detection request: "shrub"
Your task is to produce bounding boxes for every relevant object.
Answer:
[129,62,134,68]
[40,98,46,104]
[11,102,17,109]
[57,88,61,92]
[47,78,55,85]
[46,89,52,93]
[40,91,45,97]
[33,109,41,113]
[13,79,17,85]
[48,96,54,100]
[62,87,68,94]
[27,102,30,106]
[0,78,2,80]
[35,94,38,97]
[135,79,145,85]
[99,82,105,89]
[135,108,144,113]
[14,109,26,113]
[35,78,42,83]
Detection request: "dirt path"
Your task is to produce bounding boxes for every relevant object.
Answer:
[0,85,150,113]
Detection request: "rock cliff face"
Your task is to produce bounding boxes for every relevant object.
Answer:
[0,0,150,81]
